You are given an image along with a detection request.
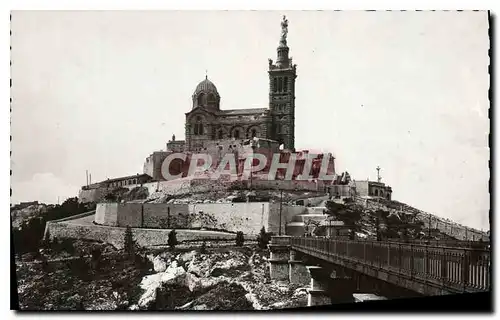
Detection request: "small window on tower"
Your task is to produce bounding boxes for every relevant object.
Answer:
[273,78,278,93]
[278,77,283,92]
[284,77,288,92]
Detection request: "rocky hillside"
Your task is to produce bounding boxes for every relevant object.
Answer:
[11,203,51,230]
[136,246,307,310]
[354,197,489,242]
[14,240,308,311]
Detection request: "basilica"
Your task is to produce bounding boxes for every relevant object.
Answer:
[167,15,297,154]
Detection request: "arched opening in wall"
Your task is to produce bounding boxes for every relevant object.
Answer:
[194,116,204,135]
[251,129,257,138]
[375,189,379,197]
[234,130,240,139]
[197,93,206,106]
[273,78,278,93]
[218,130,224,139]
[284,77,288,92]
[207,93,216,107]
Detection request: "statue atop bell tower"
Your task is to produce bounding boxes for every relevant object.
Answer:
[280,15,288,45]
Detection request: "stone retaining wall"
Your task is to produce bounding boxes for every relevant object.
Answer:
[45,221,237,249]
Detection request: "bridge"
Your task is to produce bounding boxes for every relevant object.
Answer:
[268,236,491,306]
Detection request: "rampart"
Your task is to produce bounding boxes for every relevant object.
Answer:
[92,201,304,235]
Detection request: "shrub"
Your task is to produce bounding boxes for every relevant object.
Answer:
[168,229,178,250]
[50,237,60,252]
[257,227,270,249]
[123,226,136,257]
[60,238,75,255]
[90,246,103,271]
[236,231,244,247]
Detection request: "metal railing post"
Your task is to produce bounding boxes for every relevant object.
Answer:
[410,243,414,278]
[363,241,366,261]
[398,243,402,274]
[462,248,469,292]
[387,243,391,268]
[441,247,447,287]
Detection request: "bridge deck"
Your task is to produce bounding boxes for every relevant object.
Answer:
[284,237,490,295]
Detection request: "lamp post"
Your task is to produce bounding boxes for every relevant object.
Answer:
[279,189,283,236]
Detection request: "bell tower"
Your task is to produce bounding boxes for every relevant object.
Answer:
[268,15,297,151]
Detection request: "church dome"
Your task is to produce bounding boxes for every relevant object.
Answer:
[192,76,221,110]
[194,77,219,96]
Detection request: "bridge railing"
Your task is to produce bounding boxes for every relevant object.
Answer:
[290,237,490,293]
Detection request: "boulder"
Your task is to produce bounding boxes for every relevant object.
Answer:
[177,250,197,266]
[184,272,221,292]
[192,304,209,310]
[137,262,186,308]
[187,255,212,278]
[151,255,167,273]
[209,253,247,277]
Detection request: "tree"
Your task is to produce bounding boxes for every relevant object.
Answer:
[325,201,364,239]
[123,226,136,257]
[168,229,178,250]
[50,237,61,252]
[257,227,270,249]
[61,238,75,255]
[200,241,207,254]
[90,245,103,271]
[236,231,244,246]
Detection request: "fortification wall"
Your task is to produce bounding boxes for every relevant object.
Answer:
[188,202,270,235]
[45,221,236,249]
[142,203,190,229]
[116,203,143,227]
[92,201,294,235]
[95,203,119,226]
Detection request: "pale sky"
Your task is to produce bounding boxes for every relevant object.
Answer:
[10,10,490,230]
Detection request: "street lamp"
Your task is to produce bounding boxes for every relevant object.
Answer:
[277,182,283,236]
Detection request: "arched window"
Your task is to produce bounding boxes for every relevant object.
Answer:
[284,77,288,92]
[207,93,216,106]
[251,129,257,138]
[234,130,240,139]
[197,93,205,106]
[218,130,224,139]
[194,116,204,135]
[273,78,278,93]
[278,77,283,92]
